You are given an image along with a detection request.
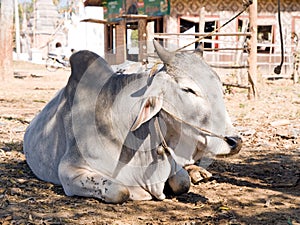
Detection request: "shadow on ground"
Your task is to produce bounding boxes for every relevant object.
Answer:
[0,141,299,224]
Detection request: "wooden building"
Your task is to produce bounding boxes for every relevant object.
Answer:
[89,0,170,65]
[165,0,300,77]
[84,0,300,77]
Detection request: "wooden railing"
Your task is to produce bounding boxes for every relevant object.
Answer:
[154,32,295,78]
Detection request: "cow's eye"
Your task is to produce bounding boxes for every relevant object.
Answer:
[182,88,199,96]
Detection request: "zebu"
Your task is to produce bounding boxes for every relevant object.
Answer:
[23,40,242,203]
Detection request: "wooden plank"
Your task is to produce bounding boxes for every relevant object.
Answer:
[154,32,252,37]
[222,83,250,89]
[121,14,148,19]
[210,65,249,69]
[81,18,118,24]
[204,47,248,51]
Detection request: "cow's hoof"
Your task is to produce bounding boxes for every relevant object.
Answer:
[184,164,212,184]
[156,193,166,200]
[167,168,190,195]
[104,183,130,204]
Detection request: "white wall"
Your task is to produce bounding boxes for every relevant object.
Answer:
[68,6,105,57]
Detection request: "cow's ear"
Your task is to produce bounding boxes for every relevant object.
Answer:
[131,96,163,131]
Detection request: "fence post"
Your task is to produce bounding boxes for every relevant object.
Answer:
[138,18,148,63]
[248,0,258,98]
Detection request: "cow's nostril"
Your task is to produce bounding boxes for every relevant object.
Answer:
[225,136,237,148]
[224,136,242,155]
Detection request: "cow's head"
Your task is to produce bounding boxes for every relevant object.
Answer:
[131,40,242,166]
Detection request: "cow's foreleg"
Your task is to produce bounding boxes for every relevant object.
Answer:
[58,159,130,203]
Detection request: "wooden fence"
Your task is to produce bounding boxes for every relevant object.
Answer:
[154,32,297,87]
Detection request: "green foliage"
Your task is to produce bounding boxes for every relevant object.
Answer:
[130,29,138,47]
[53,0,60,6]
[239,103,246,108]
[131,29,138,41]
[19,1,34,20]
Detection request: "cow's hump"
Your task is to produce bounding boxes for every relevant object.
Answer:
[65,50,114,103]
[69,50,104,83]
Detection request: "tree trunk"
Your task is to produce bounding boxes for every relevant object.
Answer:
[0,0,14,80]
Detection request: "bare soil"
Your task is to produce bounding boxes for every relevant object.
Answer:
[0,61,299,225]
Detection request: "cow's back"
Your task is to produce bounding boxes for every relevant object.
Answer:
[23,89,67,184]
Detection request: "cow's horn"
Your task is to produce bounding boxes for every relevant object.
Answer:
[153,39,175,65]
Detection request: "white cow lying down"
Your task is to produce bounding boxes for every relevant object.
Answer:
[23,40,242,203]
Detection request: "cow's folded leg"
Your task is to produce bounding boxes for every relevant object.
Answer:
[58,161,130,204]
[167,168,190,195]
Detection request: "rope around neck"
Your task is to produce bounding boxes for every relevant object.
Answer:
[153,112,226,159]
[161,111,226,140]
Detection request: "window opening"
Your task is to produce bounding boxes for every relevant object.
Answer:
[126,22,139,61]
[257,25,274,53]
[204,21,218,49]
[106,24,116,54]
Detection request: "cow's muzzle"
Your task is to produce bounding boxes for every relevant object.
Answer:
[219,136,243,157]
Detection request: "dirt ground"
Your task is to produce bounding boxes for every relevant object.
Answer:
[0,61,299,225]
